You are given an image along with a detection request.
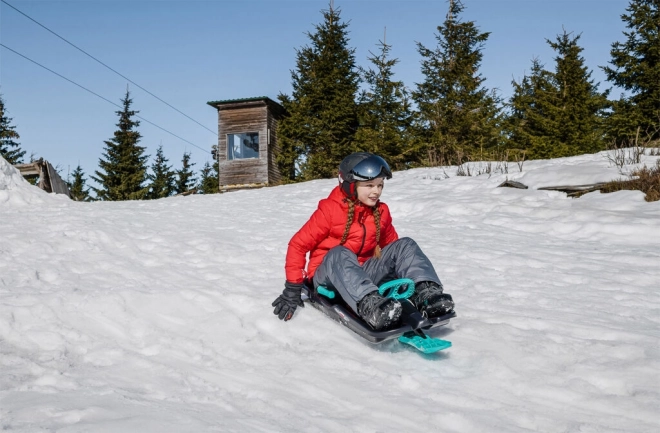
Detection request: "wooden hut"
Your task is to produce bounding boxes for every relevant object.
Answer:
[14,158,72,198]
[207,97,286,190]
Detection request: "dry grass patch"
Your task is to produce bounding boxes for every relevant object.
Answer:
[601,159,660,202]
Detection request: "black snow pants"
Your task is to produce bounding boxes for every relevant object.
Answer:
[312,237,441,312]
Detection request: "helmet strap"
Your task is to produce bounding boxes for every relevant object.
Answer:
[340,178,357,200]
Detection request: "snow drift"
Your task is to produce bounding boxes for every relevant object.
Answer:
[1,152,659,432]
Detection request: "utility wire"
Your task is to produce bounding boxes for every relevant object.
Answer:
[1,43,211,154]
[1,0,217,136]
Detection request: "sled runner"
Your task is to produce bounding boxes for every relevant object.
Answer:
[302,278,455,354]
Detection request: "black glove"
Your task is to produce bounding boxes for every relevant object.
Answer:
[272,281,305,321]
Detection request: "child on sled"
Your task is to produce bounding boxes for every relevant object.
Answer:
[272,152,454,330]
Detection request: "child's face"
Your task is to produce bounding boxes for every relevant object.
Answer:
[355,178,384,207]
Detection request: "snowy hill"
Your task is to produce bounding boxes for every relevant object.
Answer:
[1,153,659,432]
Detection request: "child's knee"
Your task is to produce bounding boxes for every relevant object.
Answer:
[326,245,355,260]
[394,237,418,251]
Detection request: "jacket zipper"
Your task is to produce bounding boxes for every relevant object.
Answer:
[356,221,366,256]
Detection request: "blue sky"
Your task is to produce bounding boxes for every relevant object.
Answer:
[1,0,629,184]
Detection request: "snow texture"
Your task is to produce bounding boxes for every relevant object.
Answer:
[1,152,659,432]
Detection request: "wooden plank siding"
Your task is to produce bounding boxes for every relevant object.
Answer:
[266,110,282,185]
[209,98,285,189]
[218,105,268,186]
[14,159,72,198]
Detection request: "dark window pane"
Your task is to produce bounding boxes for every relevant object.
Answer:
[227,132,259,160]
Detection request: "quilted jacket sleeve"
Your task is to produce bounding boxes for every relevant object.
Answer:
[285,200,332,283]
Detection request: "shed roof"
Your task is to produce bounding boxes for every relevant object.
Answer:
[207,96,284,111]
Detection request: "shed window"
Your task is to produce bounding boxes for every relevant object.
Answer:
[227,132,259,160]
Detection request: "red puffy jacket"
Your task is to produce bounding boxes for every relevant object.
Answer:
[285,185,399,283]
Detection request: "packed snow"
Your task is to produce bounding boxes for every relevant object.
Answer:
[1,152,659,433]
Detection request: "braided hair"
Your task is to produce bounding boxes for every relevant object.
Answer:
[373,206,382,259]
[339,199,383,259]
[339,199,355,246]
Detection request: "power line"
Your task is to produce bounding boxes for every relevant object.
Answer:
[1,43,211,155]
[1,0,217,136]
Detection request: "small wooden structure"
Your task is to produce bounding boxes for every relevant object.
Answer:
[497,180,612,198]
[207,97,286,190]
[538,183,609,198]
[14,159,71,198]
[498,180,529,189]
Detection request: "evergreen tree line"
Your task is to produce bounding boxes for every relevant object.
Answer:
[276,0,659,182]
[2,0,657,197]
[1,90,219,202]
[76,92,219,202]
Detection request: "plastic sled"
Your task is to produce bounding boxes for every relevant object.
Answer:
[301,279,456,346]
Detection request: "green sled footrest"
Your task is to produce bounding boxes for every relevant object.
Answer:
[399,332,452,354]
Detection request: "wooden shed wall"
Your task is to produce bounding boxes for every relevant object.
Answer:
[218,105,269,187]
[266,112,282,185]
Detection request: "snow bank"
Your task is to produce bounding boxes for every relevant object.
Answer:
[1,151,659,432]
[0,155,51,206]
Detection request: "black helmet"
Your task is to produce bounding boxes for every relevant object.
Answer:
[338,152,392,198]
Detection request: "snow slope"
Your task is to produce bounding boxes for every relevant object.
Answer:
[1,152,659,432]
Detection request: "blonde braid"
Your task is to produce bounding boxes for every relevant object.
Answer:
[373,206,382,259]
[340,199,355,245]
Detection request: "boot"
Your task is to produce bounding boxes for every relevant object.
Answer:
[357,291,402,331]
[410,281,454,318]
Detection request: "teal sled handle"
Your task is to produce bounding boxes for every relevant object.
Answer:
[317,286,336,299]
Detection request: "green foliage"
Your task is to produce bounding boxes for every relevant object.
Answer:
[277,4,360,181]
[175,151,197,195]
[506,31,610,159]
[274,93,301,182]
[91,91,149,201]
[198,160,218,194]
[67,165,92,202]
[355,39,418,170]
[602,0,660,142]
[147,145,176,199]
[412,0,502,166]
[506,59,558,158]
[548,31,610,155]
[0,94,25,165]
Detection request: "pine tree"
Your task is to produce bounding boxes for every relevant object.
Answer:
[67,165,91,201]
[198,161,218,194]
[175,151,197,195]
[602,0,660,142]
[355,38,417,170]
[0,94,25,165]
[505,58,563,158]
[547,31,610,155]
[147,145,176,199]
[506,31,611,159]
[277,3,360,181]
[412,0,502,166]
[91,91,149,201]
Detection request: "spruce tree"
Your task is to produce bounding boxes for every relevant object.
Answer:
[506,59,562,158]
[355,39,417,170]
[0,95,25,165]
[198,161,218,194]
[91,91,149,201]
[147,145,176,199]
[412,0,502,166]
[67,165,91,202]
[212,145,220,182]
[277,3,360,181]
[175,151,197,195]
[602,0,660,142]
[506,32,610,159]
[547,31,610,155]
